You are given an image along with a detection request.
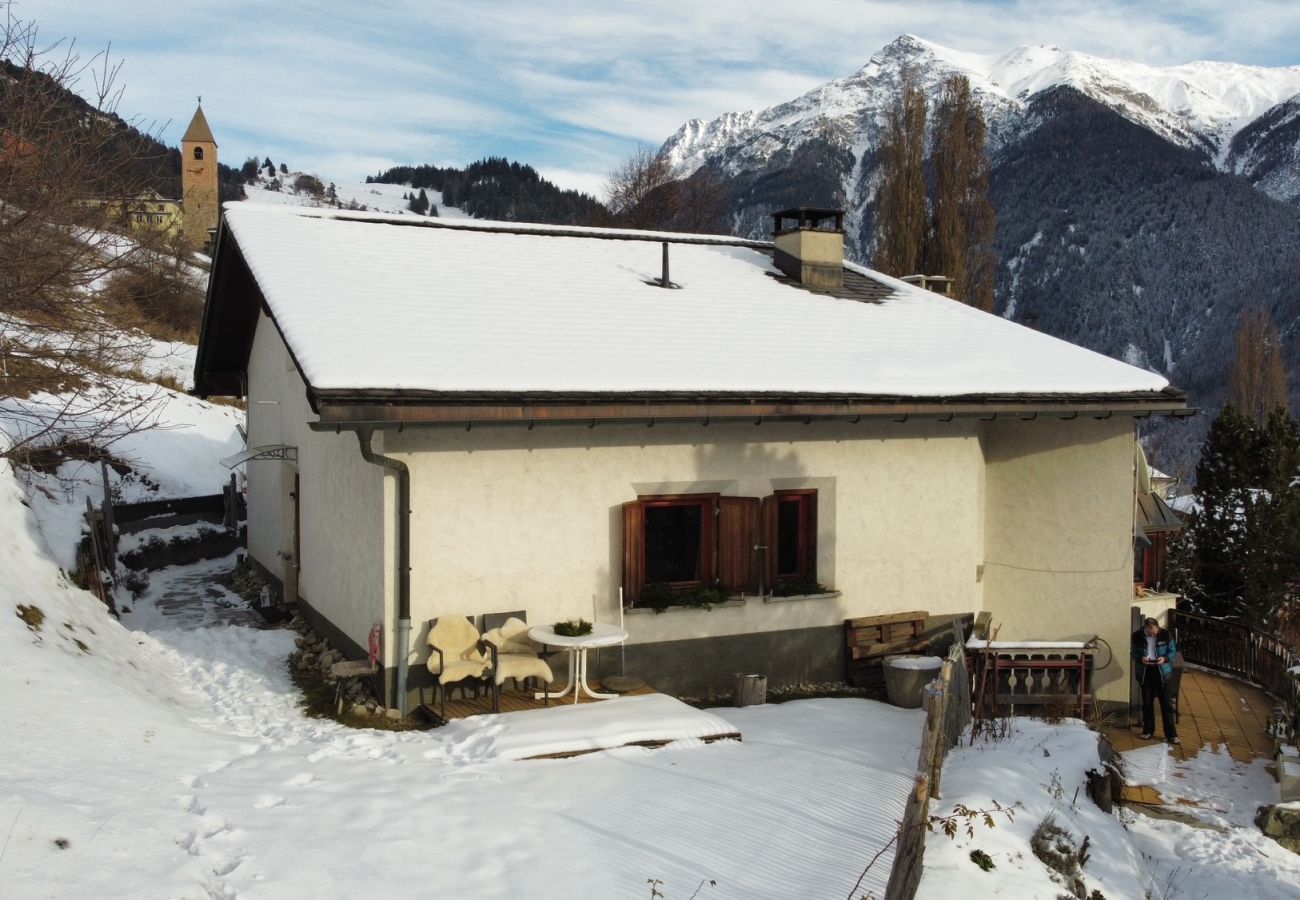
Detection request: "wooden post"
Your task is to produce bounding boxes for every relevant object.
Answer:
[99,460,116,572]
[733,673,767,707]
[223,472,238,530]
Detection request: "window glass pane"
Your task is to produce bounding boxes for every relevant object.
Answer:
[777,498,802,576]
[645,503,702,583]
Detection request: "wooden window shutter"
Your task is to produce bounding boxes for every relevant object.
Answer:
[762,495,778,593]
[621,500,645,603]
[718,496,761,594]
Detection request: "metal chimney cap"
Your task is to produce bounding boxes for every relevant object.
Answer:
[772,207,844,234]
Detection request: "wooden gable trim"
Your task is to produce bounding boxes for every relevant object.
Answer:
[193,226,313,402]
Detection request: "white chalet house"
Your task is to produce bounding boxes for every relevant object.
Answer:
[194,204,1189,713]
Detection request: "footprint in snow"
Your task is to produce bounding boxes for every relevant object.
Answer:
[178,794,205,815]
[174,831,199,855]
[210,854,245,877]
[252,794,285,809]
[199,816,231,839]
[179,774,205,789]
[207,759,232,773]
[283,773,318,788]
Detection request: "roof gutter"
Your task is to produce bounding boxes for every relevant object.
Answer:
[356,429,411,717]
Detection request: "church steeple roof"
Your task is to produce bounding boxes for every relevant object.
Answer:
[182,105,217,146]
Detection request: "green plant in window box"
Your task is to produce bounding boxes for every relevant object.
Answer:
[638,582,675,612]
[771,576,829,597]
[680,587,721,609]
[638,583,722,613]
[552,618,593,637]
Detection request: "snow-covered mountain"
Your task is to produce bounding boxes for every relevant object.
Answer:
[660,36,1300,475]
[664,34,1300,195]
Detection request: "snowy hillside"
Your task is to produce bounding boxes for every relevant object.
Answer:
[240,167,472,219]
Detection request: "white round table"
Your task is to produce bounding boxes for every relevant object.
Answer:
[528,623,629,704]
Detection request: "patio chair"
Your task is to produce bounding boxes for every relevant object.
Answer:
[426,615,491,721]
[481,614,554,712]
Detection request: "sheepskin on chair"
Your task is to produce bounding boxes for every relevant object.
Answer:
[426,616,490,690]
[482,617,553,689]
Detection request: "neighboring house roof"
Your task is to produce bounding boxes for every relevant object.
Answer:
[182,106,217,146]
[1137,492,1184,533]
[194,205,1188,423]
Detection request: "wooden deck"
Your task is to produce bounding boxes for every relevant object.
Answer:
[424,680,658,722]
[1107,668,1278,807]
[1106,667,1277,763]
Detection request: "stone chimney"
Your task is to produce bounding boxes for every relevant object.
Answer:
[771,207,844,290]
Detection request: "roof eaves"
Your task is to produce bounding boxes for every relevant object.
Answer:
[307,390,1193,429]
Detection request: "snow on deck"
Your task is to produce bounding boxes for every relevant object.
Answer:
[428,693,738,761]
[220,204,1171,398]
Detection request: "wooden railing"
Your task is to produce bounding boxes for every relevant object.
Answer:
[1170,609,1300,719]
[881,622,973,900]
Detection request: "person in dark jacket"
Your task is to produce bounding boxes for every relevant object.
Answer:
[1131,617,1179,744]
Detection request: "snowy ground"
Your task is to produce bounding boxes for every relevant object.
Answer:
[2,511,925,898]
[920,718,1300,899]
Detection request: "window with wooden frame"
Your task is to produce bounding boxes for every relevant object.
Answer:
[1135,531,1170,590]
[766,489,817,586]
[622,489,817,605]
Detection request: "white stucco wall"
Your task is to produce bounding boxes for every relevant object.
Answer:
[981,417,1137,704]
[245,314,393,660]
[385,419,987,661]
[246,317,1144,699]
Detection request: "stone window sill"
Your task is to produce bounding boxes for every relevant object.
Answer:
[761,591,841,604]
[624,592,840,615]
[625,599,746,616]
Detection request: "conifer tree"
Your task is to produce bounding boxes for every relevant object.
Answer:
[874,68,928,277]
[1189,403,1300,620]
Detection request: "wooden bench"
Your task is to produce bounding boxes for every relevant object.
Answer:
[845,610,929,687]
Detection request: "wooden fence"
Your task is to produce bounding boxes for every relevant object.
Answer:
[882,622,973,900]
[1171,609,1300,720]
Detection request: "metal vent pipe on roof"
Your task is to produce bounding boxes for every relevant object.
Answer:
[661,242,670,288]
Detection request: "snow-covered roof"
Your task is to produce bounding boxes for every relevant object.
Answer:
[200,204,1177,402]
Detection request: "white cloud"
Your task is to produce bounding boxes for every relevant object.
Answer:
[22,1,1300,189]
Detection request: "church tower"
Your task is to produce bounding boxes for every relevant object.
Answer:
[181,104,219,249]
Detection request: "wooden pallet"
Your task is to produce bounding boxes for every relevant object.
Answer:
[845,610,929,686]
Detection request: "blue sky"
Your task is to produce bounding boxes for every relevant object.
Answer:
[20,1,1300,198]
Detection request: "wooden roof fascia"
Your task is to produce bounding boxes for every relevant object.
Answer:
[309,393,1193,429]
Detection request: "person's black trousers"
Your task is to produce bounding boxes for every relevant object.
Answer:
[1140,672,1178,739]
